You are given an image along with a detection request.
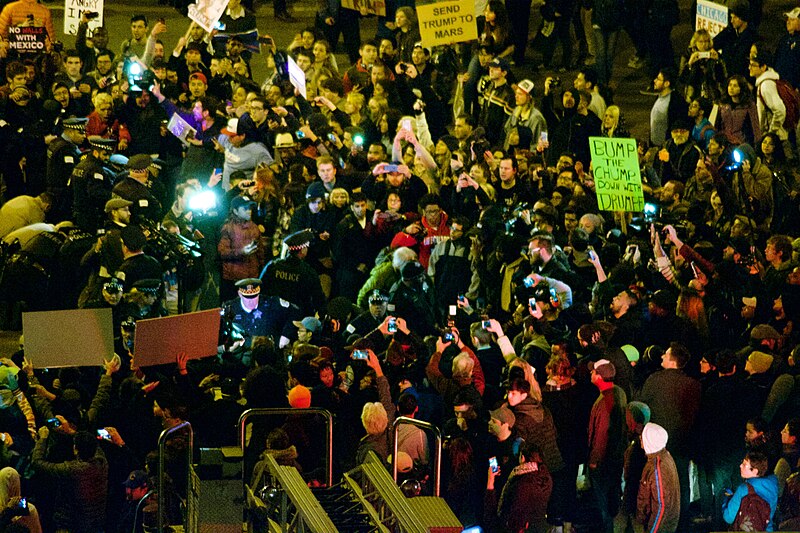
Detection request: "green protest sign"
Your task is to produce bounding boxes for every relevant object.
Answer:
[589,137,645,212]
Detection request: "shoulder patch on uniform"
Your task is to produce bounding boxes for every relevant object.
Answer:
[64,156,74,163]
[139,199,149,207]
[387,304,395,312]
[94,172,104,180]
[279,298,290,308]
[346,323,355,334]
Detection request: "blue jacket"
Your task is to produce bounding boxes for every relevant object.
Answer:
[722,475,779,531]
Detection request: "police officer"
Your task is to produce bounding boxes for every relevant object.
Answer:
[47,117,87,223]
[347,290,390,337]
[221,278,302,350]
[389,260,439,337]
[260,229,326,316]
[119,278,167,323]
[72,136,117,233]
[112,153,162,225]
[116,225,162,291]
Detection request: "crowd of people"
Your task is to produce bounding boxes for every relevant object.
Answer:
[1,0,800,531]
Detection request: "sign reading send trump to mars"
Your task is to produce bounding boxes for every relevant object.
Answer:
[417,0,477,47]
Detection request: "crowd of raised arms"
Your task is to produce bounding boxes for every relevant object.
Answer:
[1,0,800,531]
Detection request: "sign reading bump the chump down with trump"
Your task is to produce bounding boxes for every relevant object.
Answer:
[416,0,478,48]
[589,137,645,213]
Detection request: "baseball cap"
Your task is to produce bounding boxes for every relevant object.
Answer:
[293,316,322,333]
[589,358,616,381]
[188,72,207,85]
[123,470,149,489]
[786,7,800,18]
[742,296,757,308]
[516,79,534,95]
[221,118,240,136]
[230,195,255,210]
[306,182,327,201]
[489,57,511,71]
[489,405,516,428]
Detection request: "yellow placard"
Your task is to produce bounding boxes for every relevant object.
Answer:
[417,0,478,48]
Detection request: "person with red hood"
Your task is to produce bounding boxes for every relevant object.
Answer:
[416,193,449,269]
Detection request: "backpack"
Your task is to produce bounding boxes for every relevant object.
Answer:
[732,482,772,532]
[757,78,800,131]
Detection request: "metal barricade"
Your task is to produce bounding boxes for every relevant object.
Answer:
[158,420,193,533]
[391,416,443,497]
[238,407,334,494]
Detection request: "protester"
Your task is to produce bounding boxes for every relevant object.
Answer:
[1,4,800,532]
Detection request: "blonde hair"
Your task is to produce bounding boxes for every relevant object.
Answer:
[361,402,388,435]
[509,357,542,402]
[452,353,474,380]
[689,28,713,51]
[93,91,113,108]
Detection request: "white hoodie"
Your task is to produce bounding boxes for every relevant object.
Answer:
[755,68,788,140]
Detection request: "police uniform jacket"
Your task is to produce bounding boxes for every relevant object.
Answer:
[223,295,301,343]
[116,253,162,291]
[46,135,82,194]
[72,154,113,232]
[260,255,325,316]
[112,176,162,225]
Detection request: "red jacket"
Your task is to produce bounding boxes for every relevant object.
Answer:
[418,211,449,269]
[218,216,265,281]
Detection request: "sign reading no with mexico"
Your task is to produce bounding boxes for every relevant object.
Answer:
[417,0,477,48]
[589,137,645,212]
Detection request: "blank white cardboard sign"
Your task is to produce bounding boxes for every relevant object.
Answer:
[133,309,220,367]
[23,308,113,367]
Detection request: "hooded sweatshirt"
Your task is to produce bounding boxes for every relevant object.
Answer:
[754,68,788,140]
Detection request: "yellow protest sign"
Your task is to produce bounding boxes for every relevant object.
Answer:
[589,137,645,212]
[417,0,478,48]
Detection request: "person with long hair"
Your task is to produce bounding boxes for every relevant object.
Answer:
[0,467,42,533]
[679,28,727,102]
[443,437,481,526]
[600,105,630,138]
[715,74,761,145]
[394,7,421,63]
[249,166,281,258]
[758,132,800,232]
[677,287,710,356]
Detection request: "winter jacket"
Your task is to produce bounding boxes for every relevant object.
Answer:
[508,397,564,472]
[755,69,788,140]
[638,369,700,457]
[717,102,761,145]
[0,0,55,43]
[218,216,265,281]
[32,441,108,533]
[722,474,779,531]
[588,385,628,468]
[485,461,553,533]
[637,448,681,533]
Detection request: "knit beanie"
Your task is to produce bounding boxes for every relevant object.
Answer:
[642,422,669,454]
